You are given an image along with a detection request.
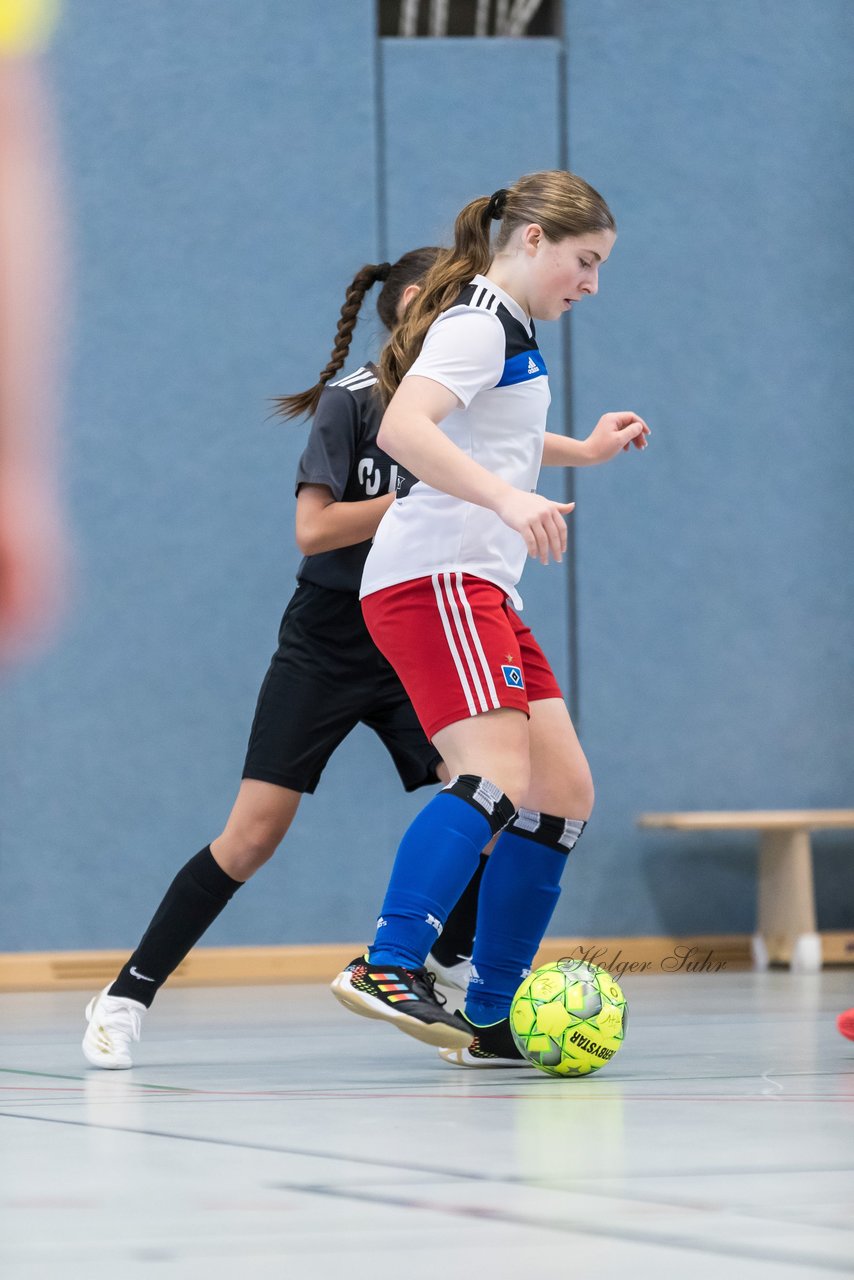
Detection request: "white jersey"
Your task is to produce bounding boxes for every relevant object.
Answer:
[360,274,551,610]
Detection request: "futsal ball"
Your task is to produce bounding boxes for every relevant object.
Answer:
[510,958,628,1077]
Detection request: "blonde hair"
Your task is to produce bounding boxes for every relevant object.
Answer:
[376,170,615,405]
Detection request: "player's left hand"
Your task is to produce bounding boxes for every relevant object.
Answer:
[584,412,650,464]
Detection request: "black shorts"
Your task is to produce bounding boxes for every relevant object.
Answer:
[242,581,442,795]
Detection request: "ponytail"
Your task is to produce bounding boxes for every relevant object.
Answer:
[272,262,392,421]
[376,196,494,407]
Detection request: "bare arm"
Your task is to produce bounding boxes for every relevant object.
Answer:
[542,413,650,467]
[295,484,395,556]
[379,376,574,565]
[378,376,512,510]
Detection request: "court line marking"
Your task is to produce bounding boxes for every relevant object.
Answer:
[275,1179,854,1274]
[16,1106,844,1271]
[2,1107,853,1244]
[0,1066,191,1092]
[2,1063,851,1103]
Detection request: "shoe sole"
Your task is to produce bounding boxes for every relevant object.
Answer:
[331,972,471,1049]
[438,1046,528,1068]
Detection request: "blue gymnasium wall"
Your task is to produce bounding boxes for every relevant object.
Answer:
[564,0,854,933]
[1,1,852,951]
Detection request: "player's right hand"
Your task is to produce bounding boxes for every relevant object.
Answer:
[494,490,575,565]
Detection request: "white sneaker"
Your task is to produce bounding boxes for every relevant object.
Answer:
[426,952,473,991]
[82,986,147,1069]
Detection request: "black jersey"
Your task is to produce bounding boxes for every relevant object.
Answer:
[293,363,417,593]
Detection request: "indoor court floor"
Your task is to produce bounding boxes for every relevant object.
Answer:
[1,971,852,1279]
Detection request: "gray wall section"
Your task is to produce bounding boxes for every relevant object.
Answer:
[564,0,854,933]
[2,0,398,950]
[2,1,852,950]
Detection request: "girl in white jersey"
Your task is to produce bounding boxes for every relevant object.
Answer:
[331,170,650,1064]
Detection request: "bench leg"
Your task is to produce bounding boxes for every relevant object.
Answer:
[756,829,821,972]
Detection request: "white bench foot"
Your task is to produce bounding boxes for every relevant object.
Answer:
[752,931,822,972]
[751,933,769,971]
[790,932,822,973]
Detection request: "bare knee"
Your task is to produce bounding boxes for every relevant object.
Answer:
[503,761,532,812]
[471,756,531,811]
[432,707,530,810]
[217,823,283,876]
[212,782,300,880]
[569,763,595,821]
[524,699,594,821]
[432,757,530,810]
[522,760,594,822]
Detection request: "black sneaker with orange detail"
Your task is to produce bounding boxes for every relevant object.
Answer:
[331,956,472,1049]
[438,1011,527,1067]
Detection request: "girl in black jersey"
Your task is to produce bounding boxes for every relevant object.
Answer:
[82,247,480,1069]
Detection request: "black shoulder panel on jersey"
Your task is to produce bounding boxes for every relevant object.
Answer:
[495,302,538,358]
[448,284,537,361]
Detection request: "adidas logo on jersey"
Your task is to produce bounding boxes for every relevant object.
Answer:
[527,355,539,375]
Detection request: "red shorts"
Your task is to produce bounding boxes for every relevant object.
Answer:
[361,573,564,741]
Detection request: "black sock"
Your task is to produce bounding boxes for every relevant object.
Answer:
[429,852,488,964]
[109,846,243,1007]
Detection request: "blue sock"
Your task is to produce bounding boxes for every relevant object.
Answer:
[369,781,514,969]
[466,813,585,1024]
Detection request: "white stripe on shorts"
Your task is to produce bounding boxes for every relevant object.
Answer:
[452,573,501,708]
[432,575,478,716]
[432,573,501,717]
[442,573,490,712]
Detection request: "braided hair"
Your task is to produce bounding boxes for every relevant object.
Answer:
[274,247,441,421]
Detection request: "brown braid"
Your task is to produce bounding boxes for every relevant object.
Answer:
[272,263,391,421]
[272,248,440,422]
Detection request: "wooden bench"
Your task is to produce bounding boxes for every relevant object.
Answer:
[636,809,854,972]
